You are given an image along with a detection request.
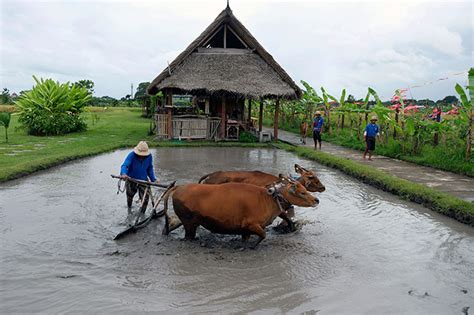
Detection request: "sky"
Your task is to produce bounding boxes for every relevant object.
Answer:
[0,0,472,101]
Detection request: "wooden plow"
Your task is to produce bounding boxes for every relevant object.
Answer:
[111,175,176,240]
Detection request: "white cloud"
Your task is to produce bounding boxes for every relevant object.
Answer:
[0,0,472,100]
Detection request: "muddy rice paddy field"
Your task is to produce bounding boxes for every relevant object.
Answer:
[0,147,473,314]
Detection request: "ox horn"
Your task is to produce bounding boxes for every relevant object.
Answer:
[278,174,291,184]
[295,164,309,173]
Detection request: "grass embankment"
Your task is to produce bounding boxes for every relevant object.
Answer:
[0,107,267,182]
[263,117,473,177]
[275,143,474,226]
[321,129,473,177]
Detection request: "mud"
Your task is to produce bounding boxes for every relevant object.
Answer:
[0,147,473,313]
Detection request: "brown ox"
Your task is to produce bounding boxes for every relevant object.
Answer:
[199,164,325,193]
[162,177,318,248]
[300,121,308,144]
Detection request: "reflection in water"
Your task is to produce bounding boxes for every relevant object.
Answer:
[0,147,473,314]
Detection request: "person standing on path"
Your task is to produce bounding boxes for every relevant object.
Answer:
[313,111,324,150]
[120,141,158,213]
[363,116,380,161]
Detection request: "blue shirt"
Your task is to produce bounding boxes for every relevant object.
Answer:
[365,123,379,137]
[120,152,157,182]
[313,117,324,132]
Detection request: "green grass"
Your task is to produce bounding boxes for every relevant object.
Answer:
[321,128,473,177]
[275,142,474,226]
[0,107,267,182]
[263,118,473,177]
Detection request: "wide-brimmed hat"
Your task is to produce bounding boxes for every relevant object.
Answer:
[134,141,150,156]
[315,111,321,115]
[370,116,378,121]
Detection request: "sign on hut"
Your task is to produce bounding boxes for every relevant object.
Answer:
[147,4,301,141]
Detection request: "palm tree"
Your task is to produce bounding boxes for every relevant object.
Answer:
[0,112,11,143]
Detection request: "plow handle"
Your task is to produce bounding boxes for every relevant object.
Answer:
[111,174,174,189]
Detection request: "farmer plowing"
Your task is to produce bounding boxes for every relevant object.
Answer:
[112,141,176,240]
[111,142,323,245]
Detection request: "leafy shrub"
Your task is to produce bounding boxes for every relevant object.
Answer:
[15,76,91,136]
[239,131,258,143]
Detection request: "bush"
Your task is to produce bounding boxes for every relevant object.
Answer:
[239,131,258,143]
[16,76,91,136]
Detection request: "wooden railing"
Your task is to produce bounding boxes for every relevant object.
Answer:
[173,116,207,139]
[155,114,169,139]
[155,115,221,140]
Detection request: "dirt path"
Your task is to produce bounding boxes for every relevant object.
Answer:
[265,127,474,202]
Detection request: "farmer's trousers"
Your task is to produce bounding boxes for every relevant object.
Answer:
[126,181,149,211]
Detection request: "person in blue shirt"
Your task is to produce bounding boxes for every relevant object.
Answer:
[313,111,324,150]
[120,141,158,213]
[363,116,380,161]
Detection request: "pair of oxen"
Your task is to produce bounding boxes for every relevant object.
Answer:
[161,164,325,248]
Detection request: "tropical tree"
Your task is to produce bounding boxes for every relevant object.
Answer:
[328,89,347,131]
[455,68,473,161]
[320,87,333,135]
[300,80,322,127]
[1,88,11,104]
[72,80,94,95]
[0,112,11,142]
[367,88,394,144]
[135,82,150,99]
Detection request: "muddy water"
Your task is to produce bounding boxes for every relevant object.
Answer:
[0,147,473,314]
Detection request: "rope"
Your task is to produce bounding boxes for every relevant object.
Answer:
[268,182,288,213]
[117,179,126,194]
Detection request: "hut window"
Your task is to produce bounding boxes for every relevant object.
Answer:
[202,25,246,49]
[205,27,225,48]
[226,27,246,49]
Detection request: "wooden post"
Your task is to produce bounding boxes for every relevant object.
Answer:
[258,99,263,132]
[205,98,210,114]
[167,90,173,139]
[248,99,252,123]
[274,98,280,141]
[223,25,227,49]
[220,96,226,139]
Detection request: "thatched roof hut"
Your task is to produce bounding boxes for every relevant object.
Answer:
[148,6,301,99]
[148,5,301,140]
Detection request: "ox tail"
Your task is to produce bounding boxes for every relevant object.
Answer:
[161,186,178,236]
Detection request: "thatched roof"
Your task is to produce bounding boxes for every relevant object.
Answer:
[147,6,301,99]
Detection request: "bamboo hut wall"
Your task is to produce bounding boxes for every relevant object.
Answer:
[172,118,207,139]
[155,114,169,138]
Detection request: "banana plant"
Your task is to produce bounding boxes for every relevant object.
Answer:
[301,80,322,118]
[328,89,347,131]
[455,68,473,161]
[320,87,333,135]
[15,76,91,135]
